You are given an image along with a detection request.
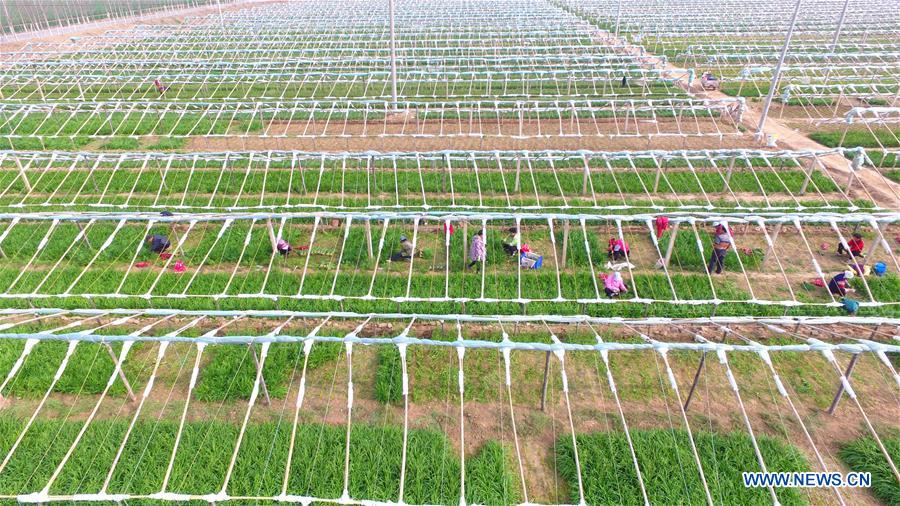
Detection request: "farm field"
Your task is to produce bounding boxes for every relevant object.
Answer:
[0,0,232,37]
[0,0,897,505]
[564,0,900,177]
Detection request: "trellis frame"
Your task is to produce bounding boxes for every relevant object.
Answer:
[0,148,879,212]
[0,210,894,310]
[0,310,895,504]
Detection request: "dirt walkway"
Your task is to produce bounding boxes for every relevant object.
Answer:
[719,98,900,209]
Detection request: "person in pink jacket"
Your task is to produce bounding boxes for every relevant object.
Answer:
[604,271,628,298]
[467,230,486,272]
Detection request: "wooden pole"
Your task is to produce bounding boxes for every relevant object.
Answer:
[864,223,881,259]
[755,0,804,140]
[798,159,815,195]
[683,352,706,411]
[388,0,398,110]
[540,351,551,411]
[653,162,663,193]
[14,158,31,192]
[365,220,374,258]
[762,222,783,265]
[662,222,680,267]
[104,344,136,403]
[831,0,851,49]
[462,221,469,265]
[826,353,859,415]
[724,157,736,190]
[582,158,590,195]
[75,221,94,250]
[265,219,278,252]
[514,158,521,192]
[249,344,271,406]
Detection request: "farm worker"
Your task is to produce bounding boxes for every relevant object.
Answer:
[607,237,629,261]
[841,298,860,315]
[828,270,856,297]
[706,223,732,275]
[604,271,628,298]
[655,216,669,238]
[276,238,292,257]
[836,233,865,259]
[390,235,414,262]
[620,75,627,87]
[153,78,168,94]
[444,222,455,236]
[467,230,486,272]
[146,234,170,254]
[502,227,520,256]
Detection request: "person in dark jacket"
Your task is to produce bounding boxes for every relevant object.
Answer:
[828,270,856,297]
[146,234,170,254]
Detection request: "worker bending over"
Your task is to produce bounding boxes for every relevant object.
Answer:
[502,228,520,256]
[390,235,414,262]
[604,271,628,298]
[607,237,629,261]
[276,238,292,256]
[828,270,856,297]
[146,234,170,254]
[837,233,865,259]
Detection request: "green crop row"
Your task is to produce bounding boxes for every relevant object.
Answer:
[808,128,900,169]
[0,154,834,170]
[0,106,718,140]
[0,416,517,504]
[557,429,810,505]
[194,341,342,402]
[375,345,403,404]
[0,340,135,397]
[838,435,899,505]
[0,332,343,401]
[0,80,683,103]
[0,164,843,196]
[809,128,900,151]
[0,112,260,138]
[0,217,894,315]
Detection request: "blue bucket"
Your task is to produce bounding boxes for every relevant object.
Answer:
[873,262,887,276]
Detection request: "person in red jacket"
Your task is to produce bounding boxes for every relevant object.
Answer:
[607,237,629,261]
[837,233,865,259]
